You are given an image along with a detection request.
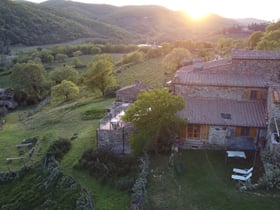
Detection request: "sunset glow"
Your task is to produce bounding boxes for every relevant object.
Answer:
[27,0,279,21]
[183,3,209,19]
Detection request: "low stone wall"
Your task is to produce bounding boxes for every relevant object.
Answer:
[0,166,30,182]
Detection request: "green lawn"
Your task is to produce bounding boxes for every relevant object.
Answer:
[148,150,280,210]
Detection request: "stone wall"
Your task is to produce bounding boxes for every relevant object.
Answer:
[266,88,280,152]
[232,59,280,82]
[174,85,267,101]
[208,126,229,146]
[96,125,132,154]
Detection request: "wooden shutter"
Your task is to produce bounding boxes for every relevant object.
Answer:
[200,125,209,140]
[235,127,241,136]
[180,125,187,139]
[246,90,251,100]
[257,91,262,100]
[249,127,257,138]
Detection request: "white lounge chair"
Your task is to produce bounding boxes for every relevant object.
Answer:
[231,172,252,182]
[233,167,253,175]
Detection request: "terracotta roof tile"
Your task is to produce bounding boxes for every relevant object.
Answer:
[178,97,267,127]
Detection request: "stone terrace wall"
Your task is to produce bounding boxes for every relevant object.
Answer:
[232,59,280,82]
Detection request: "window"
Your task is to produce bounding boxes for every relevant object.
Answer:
[187,124,209,140]
[236,127,257,138]
[221,113,231,119]
[187,124,200,139]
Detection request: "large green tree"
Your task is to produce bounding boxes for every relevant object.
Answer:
[49,65,79,84]
[162,48,191,72]
[83,54,115,96]
[10,61,49,101]
[248,31,264,49]
[51,80,79,102]
[123,88,185,155]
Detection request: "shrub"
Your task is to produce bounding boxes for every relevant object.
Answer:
[47,138,71,161]
[77,148,139,191]
[81,109,105,120]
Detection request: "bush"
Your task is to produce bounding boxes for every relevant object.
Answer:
[47,138,71,161]
[81,109,105,120]
[77,149,139,191]
[122,51,144,65]
[258,168,280,191]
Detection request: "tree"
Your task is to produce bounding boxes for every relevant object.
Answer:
[10,61,49,101]
[123,88,185,155]
[162,48,191,72]
[55,53,68,62]
[49,65,79,84]
[51,80,79,102]
[83,54,115,96]
[71,57,83,68]
[216,37,234,55]
[248,31,264,49]
[73,50,82,57]
[256,30,280,50]
[122,51,144,64]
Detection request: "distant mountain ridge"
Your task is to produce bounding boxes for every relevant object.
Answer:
[0,0,266,46]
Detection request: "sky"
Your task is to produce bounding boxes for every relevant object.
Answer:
[26,0,279,21]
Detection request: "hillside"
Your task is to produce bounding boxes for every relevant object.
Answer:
[0,0,244,47]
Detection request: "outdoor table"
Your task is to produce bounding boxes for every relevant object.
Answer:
[225,150,246,163]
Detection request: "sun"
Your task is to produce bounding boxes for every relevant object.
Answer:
[186,9,209,19]
[182,2,209,19]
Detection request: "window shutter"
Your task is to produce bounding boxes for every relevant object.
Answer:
[235,127,241,136]
[200,125,209,140]
[257,91,262,100]
[180,125,187,139]
[246,89,251,99]
[249,127,257,138]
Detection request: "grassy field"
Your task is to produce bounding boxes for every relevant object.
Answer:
[148,150,279,210]
[0,97,130,210]
[114,57,172,88]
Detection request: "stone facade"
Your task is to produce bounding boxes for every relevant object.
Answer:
[116,81,149,103]
[231,50,280,82]
[266,87,280,152]
[174,85,267,101]
[232,59,280,82]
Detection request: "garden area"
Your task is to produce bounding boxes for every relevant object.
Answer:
[147,150,280,210]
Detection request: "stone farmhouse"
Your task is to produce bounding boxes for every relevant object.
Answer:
[0,88,17,109]
[171,50,280,152]
[116,80,149,103]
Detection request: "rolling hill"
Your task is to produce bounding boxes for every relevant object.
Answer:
[1,0,250,47]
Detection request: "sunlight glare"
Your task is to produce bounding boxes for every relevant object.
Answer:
[183,2,209,19]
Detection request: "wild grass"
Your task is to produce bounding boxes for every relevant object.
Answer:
[0,97,131,209]
[114,57,172,88]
